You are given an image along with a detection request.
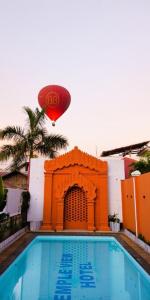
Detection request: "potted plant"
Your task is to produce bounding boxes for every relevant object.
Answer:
[108,213,120,232]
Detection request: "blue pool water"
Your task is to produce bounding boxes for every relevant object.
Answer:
[0,236,150,300]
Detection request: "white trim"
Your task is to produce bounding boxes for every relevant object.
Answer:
[124,229,150,254]
[132,177,138,237]
[0,227,27,253]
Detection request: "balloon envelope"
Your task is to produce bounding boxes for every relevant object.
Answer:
[38,85,71,122]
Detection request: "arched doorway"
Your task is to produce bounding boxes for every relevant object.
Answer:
[64,185,88,230]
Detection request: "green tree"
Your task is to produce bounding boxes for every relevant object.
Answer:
[0,177,6,211]
[0,107,68,170]
[131,151,150,174]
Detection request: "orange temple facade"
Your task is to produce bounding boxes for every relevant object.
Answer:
[41,147,110,231]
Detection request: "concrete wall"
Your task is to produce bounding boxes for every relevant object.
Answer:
[27,158,45,230]
[104,157,125,221]
[28,156,125,229]
[5,188,25,216]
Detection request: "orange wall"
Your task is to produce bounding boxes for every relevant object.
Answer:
[121,178,136,233]
[122,172,150,242]
[41,147,109,232]
[136,173,150,241]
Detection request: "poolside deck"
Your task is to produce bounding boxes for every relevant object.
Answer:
[0,231,150,275]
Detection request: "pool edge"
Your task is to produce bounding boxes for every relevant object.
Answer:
[0,231,150,276]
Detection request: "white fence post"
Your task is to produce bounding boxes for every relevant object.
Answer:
[131,170,141,238]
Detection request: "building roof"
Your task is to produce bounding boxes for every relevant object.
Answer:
[45,146,107,173]
[101,141,150,157]
[0,170,27,178]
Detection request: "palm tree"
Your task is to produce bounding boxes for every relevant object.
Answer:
[0,107,68,170]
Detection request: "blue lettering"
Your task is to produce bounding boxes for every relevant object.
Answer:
[80,275,94,281]
[81,281,96,288]
[54,296,71,300]
[54,253,73,299]
[57,280,71,285]
[80,264,92,270]
[60,264,72,268]
[80,270,92,275]
[79,263,96,289]
[55,286,71,295]
[58,274,72,281]
[59,270,72,275]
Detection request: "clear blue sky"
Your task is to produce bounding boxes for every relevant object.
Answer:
[0,0,150,156]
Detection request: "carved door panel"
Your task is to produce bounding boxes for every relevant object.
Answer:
[64,186,88,230]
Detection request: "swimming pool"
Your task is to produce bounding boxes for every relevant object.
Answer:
[0,236,150,300]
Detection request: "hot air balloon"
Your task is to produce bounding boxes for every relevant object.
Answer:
[38,85,71,126]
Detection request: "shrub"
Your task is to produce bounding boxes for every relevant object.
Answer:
[130,151,150,174]
[138,233,146,242]
[21,191,30,212]
[4,188,8,201]
[0,177,6,211]
[0,213,9,221]
[21,191,30,225]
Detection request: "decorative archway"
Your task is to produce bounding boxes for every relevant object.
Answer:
[64,185,88,230]
[55,172,96,231]
[41,146,110,232]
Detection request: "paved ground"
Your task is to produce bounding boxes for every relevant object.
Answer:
[0,231,150,275]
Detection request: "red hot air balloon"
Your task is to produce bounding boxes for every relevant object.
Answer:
[38,85,71,126]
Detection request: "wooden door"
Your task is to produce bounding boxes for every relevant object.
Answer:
[64,186,88,230]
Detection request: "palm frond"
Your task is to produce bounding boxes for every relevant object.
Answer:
[36,134,68,158]
[9,154,27,171]
[0,129,3,139]
[0,126,25,141]
[31,127,48,145]
[23,106,46,131]
[0,142,27,162]
[0,145,15,161]
[45,135,68,150]
[34,108,45,127]
[23,106,36,131]
[138,150,150,159]
[48,149,58,158]
[36,144,58,158]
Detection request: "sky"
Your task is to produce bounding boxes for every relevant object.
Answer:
[0,0,150,157]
